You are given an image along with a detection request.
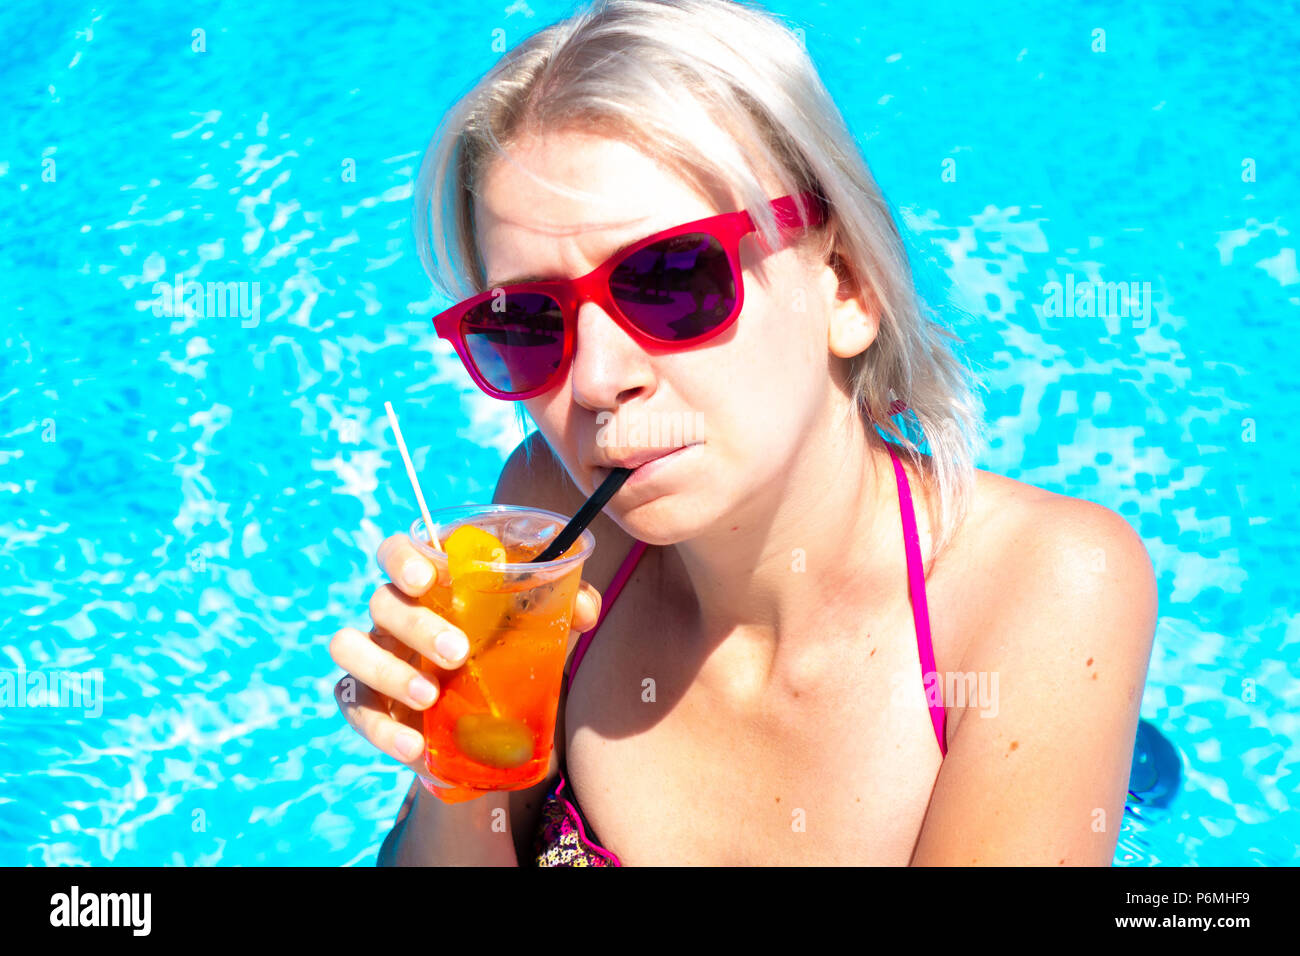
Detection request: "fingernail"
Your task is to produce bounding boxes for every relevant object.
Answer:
[402,559,433,591]
[408,675,437,707]
[396,728,424,760]
[435,628,468,662]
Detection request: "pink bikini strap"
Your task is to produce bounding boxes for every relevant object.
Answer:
[888,443,947,757]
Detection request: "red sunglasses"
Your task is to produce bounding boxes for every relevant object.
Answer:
[432,191,827,399]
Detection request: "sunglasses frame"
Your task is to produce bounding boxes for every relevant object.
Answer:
[432,190,828,400]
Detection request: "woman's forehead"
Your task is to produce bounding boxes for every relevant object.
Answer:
[474,132,706,226]
[472,134,725,281]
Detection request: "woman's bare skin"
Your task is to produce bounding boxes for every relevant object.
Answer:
[502,428,1154,865]
[350,126,1156,866]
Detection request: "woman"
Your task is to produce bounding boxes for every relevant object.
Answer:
[333,0,1157,865]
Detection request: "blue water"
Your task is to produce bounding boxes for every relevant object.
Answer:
[2,0,1296,866]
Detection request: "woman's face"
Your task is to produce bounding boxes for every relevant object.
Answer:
[474,130,868,543]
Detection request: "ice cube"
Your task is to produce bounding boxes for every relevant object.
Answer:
[502,515,560,550]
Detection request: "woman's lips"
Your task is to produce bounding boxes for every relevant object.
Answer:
[592,442,700,491]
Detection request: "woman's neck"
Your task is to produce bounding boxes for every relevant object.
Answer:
[669,425,911,666]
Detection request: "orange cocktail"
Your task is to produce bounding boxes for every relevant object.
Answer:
[408,506,595,798]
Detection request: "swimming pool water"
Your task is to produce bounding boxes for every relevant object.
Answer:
[2,0,1296,866]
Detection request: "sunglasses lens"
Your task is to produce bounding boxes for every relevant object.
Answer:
[610,233,737,340]
[461,293,564,395]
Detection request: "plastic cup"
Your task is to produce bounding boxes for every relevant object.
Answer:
[408,505,596,799]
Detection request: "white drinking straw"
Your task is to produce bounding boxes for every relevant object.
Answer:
[385,400,502,719]
[384,401,440,552]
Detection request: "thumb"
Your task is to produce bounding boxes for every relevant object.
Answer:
[571,581,602,635]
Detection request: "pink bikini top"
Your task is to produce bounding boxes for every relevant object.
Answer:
[532,442,946,866]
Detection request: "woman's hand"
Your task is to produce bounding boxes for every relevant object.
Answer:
[330,531,602,794]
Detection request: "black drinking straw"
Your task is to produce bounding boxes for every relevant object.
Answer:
[531,467,633,563]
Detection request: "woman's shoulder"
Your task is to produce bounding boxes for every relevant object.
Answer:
[956,466,1158,674]
[912,468,1158,863]
[966,467,1154,587]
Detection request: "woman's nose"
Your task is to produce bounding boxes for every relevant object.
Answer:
[567,300,655,409]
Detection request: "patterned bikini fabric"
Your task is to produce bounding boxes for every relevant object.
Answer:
[533,773,621,867]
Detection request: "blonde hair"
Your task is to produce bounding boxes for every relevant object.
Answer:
[413,0,986,558]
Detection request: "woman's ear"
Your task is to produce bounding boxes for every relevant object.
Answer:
[826,250,880,359]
